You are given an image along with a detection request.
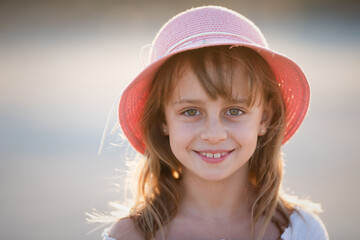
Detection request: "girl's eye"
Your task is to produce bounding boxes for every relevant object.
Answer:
[225,108,243,116]
[183,109,200,116]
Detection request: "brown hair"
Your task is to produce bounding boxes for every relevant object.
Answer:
[131,46,291,240]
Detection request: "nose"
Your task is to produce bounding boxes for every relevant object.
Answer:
[200,117,227,143]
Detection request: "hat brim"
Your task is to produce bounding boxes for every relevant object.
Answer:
[119,41,309,154]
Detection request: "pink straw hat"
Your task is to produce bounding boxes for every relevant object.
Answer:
[119,6,310,154]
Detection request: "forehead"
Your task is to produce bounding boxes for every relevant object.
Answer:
[170,63,251,103]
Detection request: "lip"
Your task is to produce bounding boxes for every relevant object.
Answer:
[194,149,234,164]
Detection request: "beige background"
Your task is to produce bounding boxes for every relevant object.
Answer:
[1,0,359,239]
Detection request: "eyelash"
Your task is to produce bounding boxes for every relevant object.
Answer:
[225,108,244,116]
[182,108,200,117]
[181,108,244,117]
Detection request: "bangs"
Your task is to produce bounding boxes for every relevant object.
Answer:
[188,46,264,107]
[154,46,275,109]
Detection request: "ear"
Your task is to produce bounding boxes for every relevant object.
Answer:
[162,122,169,136]
[258,103,273,136]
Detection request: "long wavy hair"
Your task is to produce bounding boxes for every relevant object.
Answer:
[129,46,300,240]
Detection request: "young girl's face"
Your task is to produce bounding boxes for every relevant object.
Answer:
[163,64,271,181]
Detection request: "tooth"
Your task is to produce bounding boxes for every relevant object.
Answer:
[214,153,221,158]
[221,152,226,156]
[206,153,213,158]
[201,152,207,156]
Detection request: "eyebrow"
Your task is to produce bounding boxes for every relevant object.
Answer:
[171,99,204,105]
[171,98,248,105]
[228,98,249,104]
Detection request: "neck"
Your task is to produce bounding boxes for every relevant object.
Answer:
[178,165,252,220]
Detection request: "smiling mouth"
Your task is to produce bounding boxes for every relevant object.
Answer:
[200,152,227,159]
[194,150,234,160]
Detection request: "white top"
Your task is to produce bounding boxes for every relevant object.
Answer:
[102,208,329,240]
[280,208,329,240]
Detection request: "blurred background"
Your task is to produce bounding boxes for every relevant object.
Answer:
[1,0,359,239]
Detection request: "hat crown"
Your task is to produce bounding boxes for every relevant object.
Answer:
[151,6,268,61]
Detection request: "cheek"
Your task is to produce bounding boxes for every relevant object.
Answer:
[230,122,260,147]
[167,122,207,168]
[167,122,198,153]
[168,130,191,167]
[235,129,258,144]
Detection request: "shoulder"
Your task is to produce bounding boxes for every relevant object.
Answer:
[281,207,329,240]
[103,217,143,240]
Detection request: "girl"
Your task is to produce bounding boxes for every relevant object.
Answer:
[101,6,328,240]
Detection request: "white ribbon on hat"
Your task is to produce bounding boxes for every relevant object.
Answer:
[140,44,159,67]
[163,31,259,56]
